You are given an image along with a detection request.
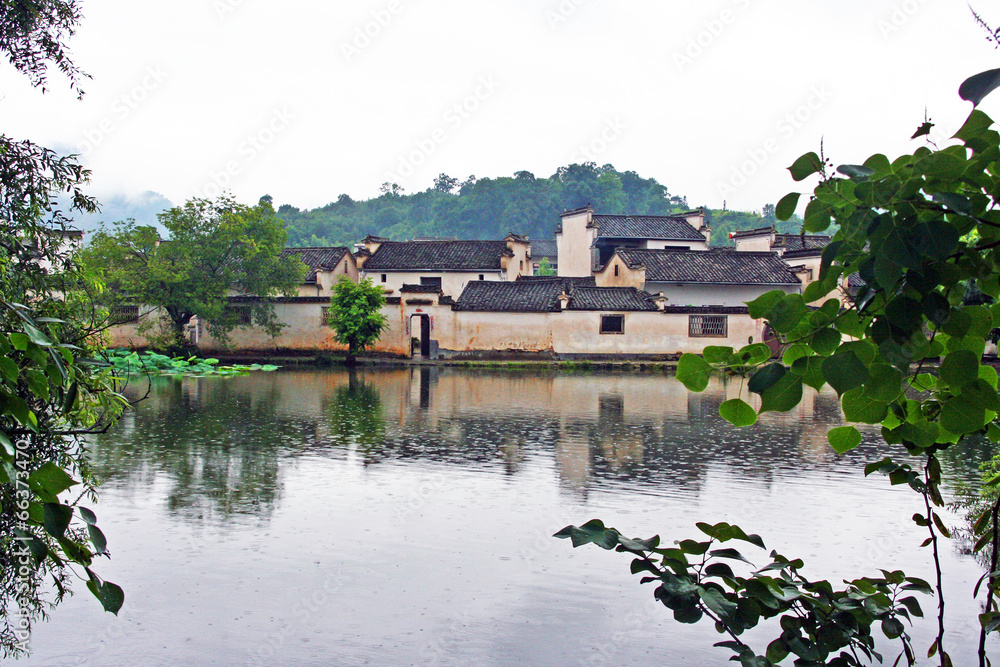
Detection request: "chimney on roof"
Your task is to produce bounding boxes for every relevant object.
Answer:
[653,292,668,311]
[557,291,570,311]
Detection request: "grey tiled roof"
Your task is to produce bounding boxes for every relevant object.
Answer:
[400,284,442,294]
[453,280,563,312]
[530,239,557,257]
[775,234,829,255]
[363,241,511,271]
[593,215,704,241]
[454,279,658,312]
[618,249,801,285]
[279,247,349,283]
[516,275,596,287]
[566,287,658,311]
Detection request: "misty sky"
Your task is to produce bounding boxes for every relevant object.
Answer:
[3,0,998,224]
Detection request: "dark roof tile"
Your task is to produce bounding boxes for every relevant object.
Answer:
[364,240,511,271]
[279,247,349,283]
[530,239,557,257]
[567,287,658,311]
[618,248,800,285]
[453,280,563,312]
[593,214,704,241]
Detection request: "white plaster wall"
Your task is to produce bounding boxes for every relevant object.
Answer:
[648,283,799,308]
[733,235,773,252]
[439,311,554,353]
[552,311,764,356]
[645,239,708,251]
[556,211,596,276]
[361,270,505,299]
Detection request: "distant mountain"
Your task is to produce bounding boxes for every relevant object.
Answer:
[274,163,804,249]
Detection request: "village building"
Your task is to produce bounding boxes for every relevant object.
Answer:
[595,247,803,306]
[355,234,532,298]
[555,205,710,276]
[529,239,558,273]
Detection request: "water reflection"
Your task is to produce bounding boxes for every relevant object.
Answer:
[91,367,984,519]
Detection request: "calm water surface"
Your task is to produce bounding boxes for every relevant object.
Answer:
[17,368,999,666]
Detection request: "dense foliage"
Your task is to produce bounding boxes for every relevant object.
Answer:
[276,163,800,248]
[560,106,1000,666]
[328,277,387,364]
[1,2,127,657]
[82,196,307,348]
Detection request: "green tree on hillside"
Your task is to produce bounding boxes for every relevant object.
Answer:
[83,195,306,349]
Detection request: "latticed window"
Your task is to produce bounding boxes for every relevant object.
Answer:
[109,305,139,324]
[225,305,253,325]
[689,315,727,337]
[321,307,332,327]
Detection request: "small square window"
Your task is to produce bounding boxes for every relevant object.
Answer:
[478,274,484,281]
[321,307,333,327]
[420,277,442,289]
[600,314,625,334]
[689,315,728,337]
[381,274,387,283]
[225,305,253,325]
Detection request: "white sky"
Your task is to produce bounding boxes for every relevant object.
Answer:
[3,0,999,219]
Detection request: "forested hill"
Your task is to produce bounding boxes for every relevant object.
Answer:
[275,163,805,249]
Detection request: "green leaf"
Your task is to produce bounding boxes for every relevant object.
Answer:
[88,524,108,555]
[553,520,621,550]
[702,346,735,364]
[837,164,875,180]
[960,69,1000,107]
[0,357,18,382]
[79,507,98,525]
[939,350,980,388]
[828,426,863,454]
[28,462,79,501]
[746,291,784,320]
[720,399,758,427]
[822,351,870,396]
[842,388,889,424]
[788,152,823,181]
[791,356,826,391]
[810,327,842,357]
[99,581,125,615]
[766,294,810,334]
[862,364,903,403]
[759,373,803,414]
[676,354,713,393]
[775,192,800,221]
[881,617,905,639]
[9,332,30,351]
[940,395,988,435]
[748,364,786,395]
[43,503,73,539]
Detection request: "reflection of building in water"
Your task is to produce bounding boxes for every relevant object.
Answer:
[104,369,871,515]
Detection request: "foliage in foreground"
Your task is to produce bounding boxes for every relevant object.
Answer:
[560,101,1000,665]
[0,1,131,657]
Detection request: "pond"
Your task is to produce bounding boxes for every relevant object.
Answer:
[17,368,999,666]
